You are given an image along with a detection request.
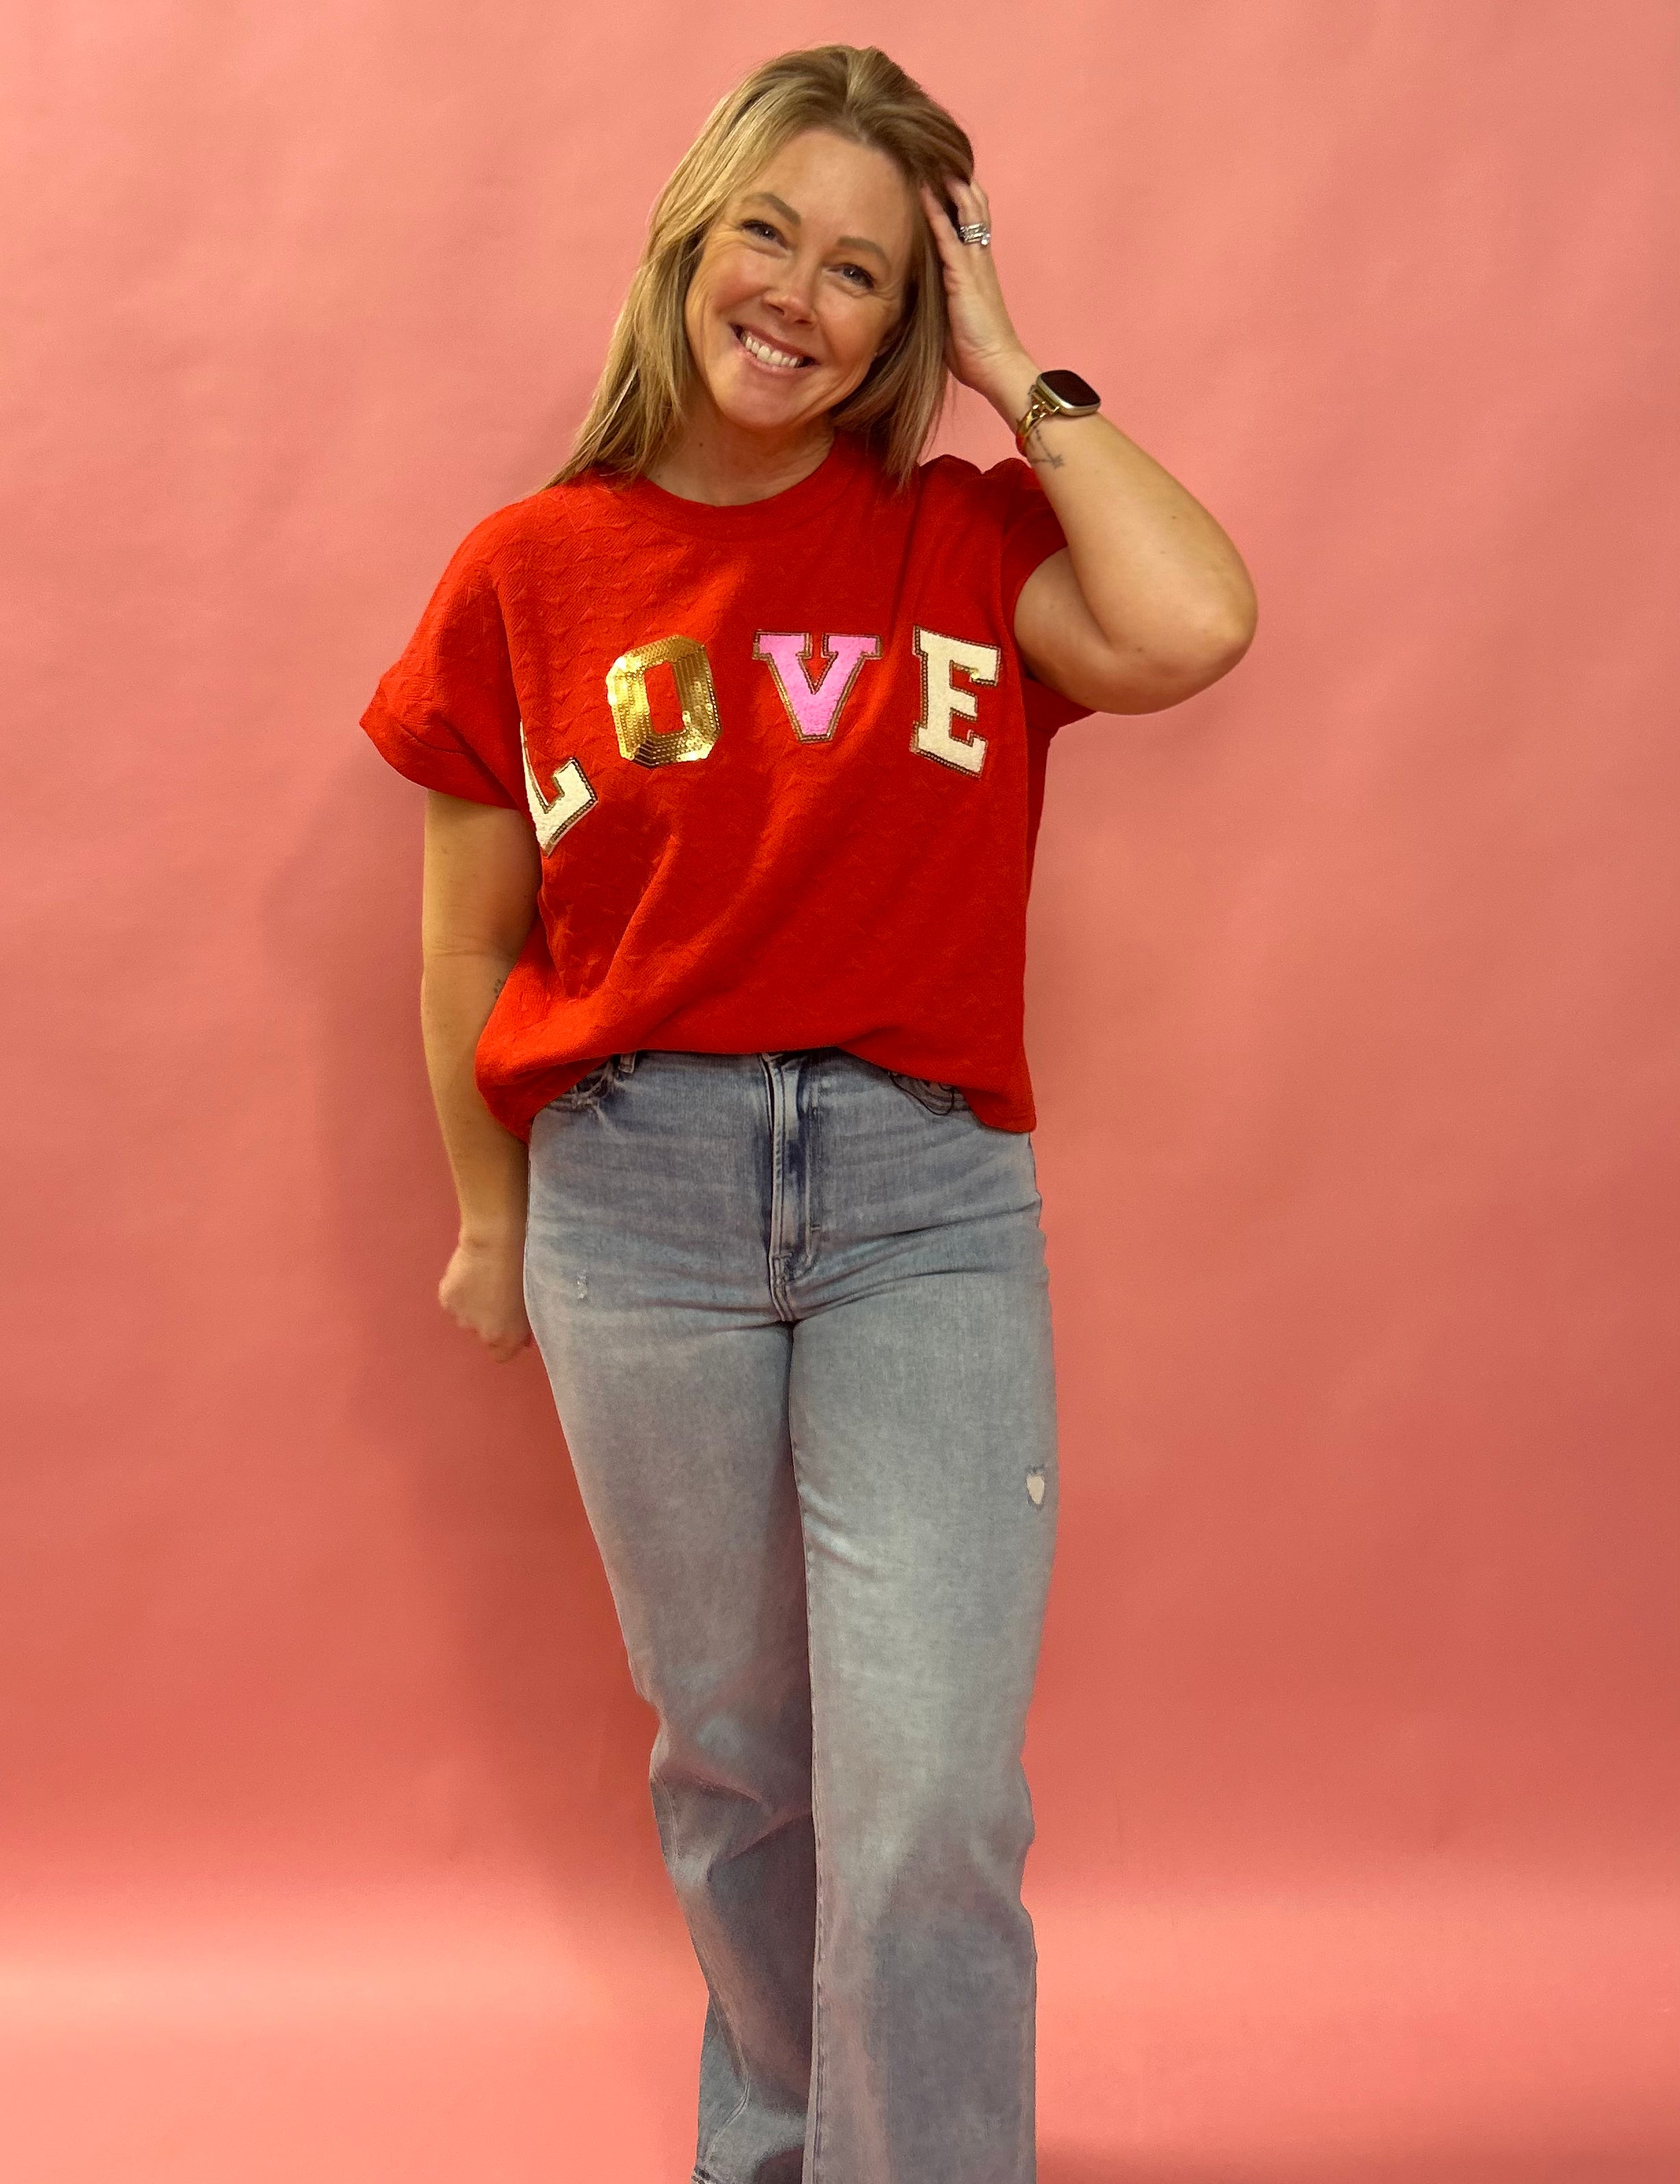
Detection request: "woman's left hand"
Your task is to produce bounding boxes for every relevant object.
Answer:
[917,174,1034,406]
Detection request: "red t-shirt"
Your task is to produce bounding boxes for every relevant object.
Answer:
[361,426,1092,1139]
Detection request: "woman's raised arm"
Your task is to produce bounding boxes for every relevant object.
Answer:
[919,171,1258,715]
[420,789,542,1361]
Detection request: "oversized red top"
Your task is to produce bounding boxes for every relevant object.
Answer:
[361,427,1092,1138]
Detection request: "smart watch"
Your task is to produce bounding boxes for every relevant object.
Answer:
[1014,369,1102,455]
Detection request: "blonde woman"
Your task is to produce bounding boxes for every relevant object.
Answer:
[363,41,1255,2184]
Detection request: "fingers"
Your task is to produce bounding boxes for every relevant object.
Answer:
[481,1318,530,1360]
[472,1322,529,1363]
[918,175,993,268]
[941,175,991,225]
[917,179,958,256]
[919,175,984,236]
[436,1285,531,1364]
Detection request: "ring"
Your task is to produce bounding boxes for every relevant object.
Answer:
[956,220,991,246]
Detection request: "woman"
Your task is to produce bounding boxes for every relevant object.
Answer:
[362,42,1254,2184]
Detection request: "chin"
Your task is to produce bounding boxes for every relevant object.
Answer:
[715,377,819,429]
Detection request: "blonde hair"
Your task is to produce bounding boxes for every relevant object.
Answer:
[546,44,975,492]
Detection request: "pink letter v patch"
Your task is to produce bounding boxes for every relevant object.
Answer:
[752,631,882,743]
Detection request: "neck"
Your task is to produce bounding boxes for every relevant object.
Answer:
[648,403,838,508]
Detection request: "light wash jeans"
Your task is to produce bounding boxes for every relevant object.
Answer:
[523,1047,1060,2184]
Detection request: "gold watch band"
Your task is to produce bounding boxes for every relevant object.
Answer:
[1014,387,1057,455]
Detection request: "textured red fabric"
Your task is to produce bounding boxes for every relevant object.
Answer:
[361,427,1091,1137]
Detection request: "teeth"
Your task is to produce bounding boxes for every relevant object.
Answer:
[739,328,809,369]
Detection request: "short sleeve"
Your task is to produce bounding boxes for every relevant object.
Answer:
[984,457,1094,734]
[359,523,524,809]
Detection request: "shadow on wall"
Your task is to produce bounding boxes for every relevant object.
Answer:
[1040,2141,1674,2184]
[261,737,662,1900]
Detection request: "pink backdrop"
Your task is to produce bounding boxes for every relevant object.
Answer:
[3,3,1676,2177]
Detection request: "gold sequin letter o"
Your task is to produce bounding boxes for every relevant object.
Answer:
[605,636,724,768]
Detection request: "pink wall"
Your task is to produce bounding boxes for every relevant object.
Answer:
[3,2,1676,2176]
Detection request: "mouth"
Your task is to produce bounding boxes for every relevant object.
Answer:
[731,323,817,372]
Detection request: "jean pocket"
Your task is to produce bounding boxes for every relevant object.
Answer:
[551,1053,636,1113]
[887,1069,967,1117]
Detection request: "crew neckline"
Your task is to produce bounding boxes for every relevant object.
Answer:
[613,429,869,540]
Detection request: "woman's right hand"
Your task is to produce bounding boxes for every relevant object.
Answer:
[438,1234,532,1363]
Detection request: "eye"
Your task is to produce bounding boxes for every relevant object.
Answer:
[740,218,781,242]
[836,264,876,290]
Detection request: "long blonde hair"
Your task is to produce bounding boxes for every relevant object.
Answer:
[546,44,975,492]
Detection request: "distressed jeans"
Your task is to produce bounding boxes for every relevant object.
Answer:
[522,1047,1060,2184]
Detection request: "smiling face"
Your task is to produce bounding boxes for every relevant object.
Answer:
[682,128,919,447]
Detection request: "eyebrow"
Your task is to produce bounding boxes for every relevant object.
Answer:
[739,190,891,268]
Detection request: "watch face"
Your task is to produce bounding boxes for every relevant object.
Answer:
[1041,368,1100,411]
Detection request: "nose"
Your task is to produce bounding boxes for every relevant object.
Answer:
[759,255,819,327]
